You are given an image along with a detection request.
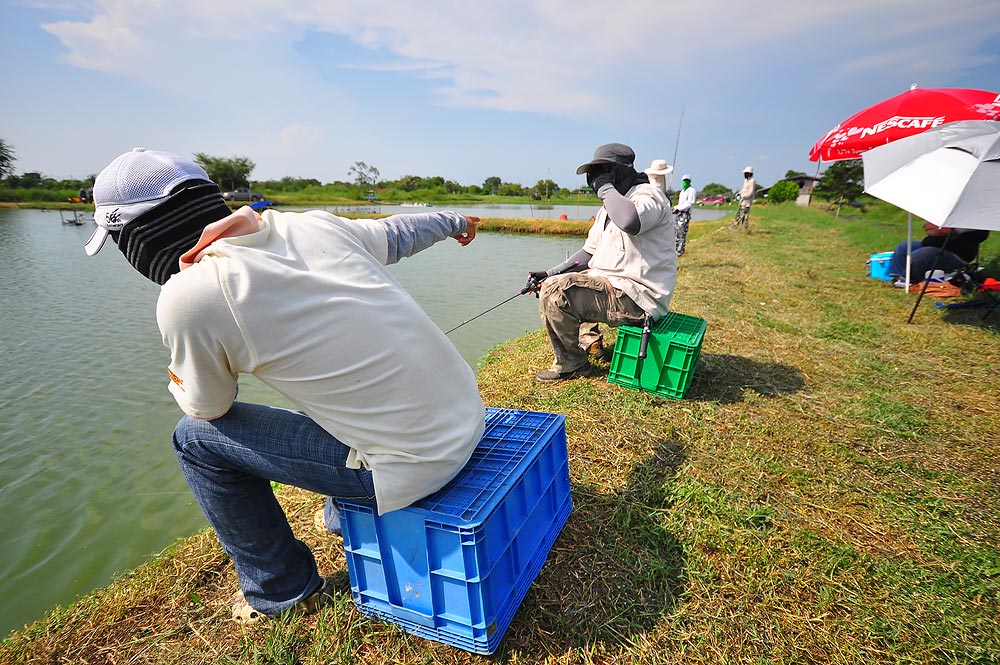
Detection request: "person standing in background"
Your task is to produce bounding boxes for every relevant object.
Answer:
[731,166,755,230]
[643,159,673,203]
[672,174,695,255]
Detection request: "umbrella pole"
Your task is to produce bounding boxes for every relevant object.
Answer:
[905,212,913,291]
[907,231,953,324]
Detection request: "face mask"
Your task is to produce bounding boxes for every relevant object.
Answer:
[116,183,230,284]
[611,163,645,195]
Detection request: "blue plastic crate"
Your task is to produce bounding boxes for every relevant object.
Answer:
[337,408,572,654]
[868,251,894,281]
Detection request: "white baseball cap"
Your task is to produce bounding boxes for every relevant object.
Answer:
[85,148,212,256]
[681,174,692,181]
[743,165,754,174]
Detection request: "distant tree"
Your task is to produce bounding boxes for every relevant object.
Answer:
[483,176,502,195]
[0,138,15,179]
[498,182,525,196]
[348,161,380,189]
[16,172,44,189]
[813,159,863,203]
[193,153,255,191]
[701,182,731,197]
[768,180,800,203]
[534,179,559,199]
[785,169,807,179]
[254,176,322,192]
[394,175,423,192]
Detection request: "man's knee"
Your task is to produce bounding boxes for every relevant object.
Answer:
[172,414,210,455]
[539,274,573,313]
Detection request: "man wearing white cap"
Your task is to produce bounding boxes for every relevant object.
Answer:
[85,148,485,623]
[526,143,675,382]
[732,165,755,230]
[672,174,696,255]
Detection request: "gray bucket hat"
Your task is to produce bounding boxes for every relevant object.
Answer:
[576,143,636,175]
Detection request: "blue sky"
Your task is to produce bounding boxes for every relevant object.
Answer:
[2,1,999,192]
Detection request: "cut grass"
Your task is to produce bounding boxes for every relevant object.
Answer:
[2,203,998,664]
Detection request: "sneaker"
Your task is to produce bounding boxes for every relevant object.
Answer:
[535,364,592,383]
[314,498,342,536]
[892,277,907,288]
[232,576,335,624]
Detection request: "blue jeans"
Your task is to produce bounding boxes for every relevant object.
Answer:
[890,241,968,282]
[172,402,376,615]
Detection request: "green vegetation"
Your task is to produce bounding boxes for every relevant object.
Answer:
[0,146,596,207]
[813,159,865,206]
[193,153,256,192]
[3,203,998,664]
[767,180,800,203]
[700,182,732,198]
[0,138,14,179]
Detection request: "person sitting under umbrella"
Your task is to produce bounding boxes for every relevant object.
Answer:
[889,221,989,287]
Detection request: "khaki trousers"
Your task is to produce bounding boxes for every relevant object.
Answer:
[539,272,647,373]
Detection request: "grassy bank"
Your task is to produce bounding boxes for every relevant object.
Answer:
[3,204,998,664]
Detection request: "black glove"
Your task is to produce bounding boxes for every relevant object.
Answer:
[587,170,614,197]
[522,271,549,296]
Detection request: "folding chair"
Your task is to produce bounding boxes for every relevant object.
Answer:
[976,277,1000,320]
[934,273,1000,320]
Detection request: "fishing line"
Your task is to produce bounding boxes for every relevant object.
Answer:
[443,291,529,335]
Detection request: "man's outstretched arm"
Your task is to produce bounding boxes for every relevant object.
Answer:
[381,212,480,264]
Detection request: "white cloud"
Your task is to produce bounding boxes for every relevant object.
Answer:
[38,0,1000,118]
[33,0,1000,122]
[12,0,1000,185]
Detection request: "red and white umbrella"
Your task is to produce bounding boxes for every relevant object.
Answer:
[809,85,1000,291]
[809,86,1000,162]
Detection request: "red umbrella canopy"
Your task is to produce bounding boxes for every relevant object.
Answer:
[809,86,1000,162]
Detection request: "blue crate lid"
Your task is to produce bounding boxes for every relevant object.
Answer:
[411,408,565,525]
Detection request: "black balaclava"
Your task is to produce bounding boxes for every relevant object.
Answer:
[116,181,231,285]
[588,163,649,196]
[611,163,649,195]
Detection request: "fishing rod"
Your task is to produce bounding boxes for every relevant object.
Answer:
[443,277,541,335]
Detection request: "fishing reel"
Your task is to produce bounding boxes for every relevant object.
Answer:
[521,273,546,297]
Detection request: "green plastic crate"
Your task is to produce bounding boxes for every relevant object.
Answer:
[607,312,707,399]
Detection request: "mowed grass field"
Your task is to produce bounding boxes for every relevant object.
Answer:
[3,203,998,664]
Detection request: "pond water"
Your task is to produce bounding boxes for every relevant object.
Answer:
[0,203,726,636]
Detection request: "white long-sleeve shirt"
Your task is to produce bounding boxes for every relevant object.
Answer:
[739,177,756,206]
[675,187,696,212]
[157,209,485,514]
